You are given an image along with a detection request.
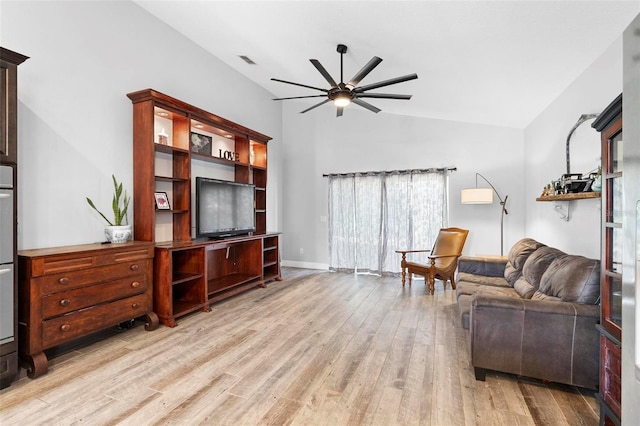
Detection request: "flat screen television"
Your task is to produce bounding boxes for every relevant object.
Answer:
[195,177,255,239]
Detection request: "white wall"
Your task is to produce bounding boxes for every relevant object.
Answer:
[622,12,640,423]
[281,102,525,267]
[524,37,624,259]
[1,0,283,250]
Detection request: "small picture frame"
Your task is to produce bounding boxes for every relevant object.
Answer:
[190,132,212,155]
[154,192,171,210]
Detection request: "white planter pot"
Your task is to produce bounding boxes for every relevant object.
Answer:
[105,225,132,243]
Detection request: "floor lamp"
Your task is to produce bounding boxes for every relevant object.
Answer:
[461,173,509,256]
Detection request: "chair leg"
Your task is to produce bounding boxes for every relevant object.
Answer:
[450,274,456,290]
[427,274,435,295]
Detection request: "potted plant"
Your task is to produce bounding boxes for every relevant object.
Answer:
[86,175,132,243]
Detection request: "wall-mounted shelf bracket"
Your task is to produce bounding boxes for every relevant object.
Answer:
[553,201,570,221]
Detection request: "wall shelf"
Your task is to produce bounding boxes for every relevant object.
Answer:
[536,192,601,202]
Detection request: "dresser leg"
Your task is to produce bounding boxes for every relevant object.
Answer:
[144,312,159,331]
[25,352,48,379]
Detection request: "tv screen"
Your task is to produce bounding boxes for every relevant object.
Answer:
[195,177,255,238]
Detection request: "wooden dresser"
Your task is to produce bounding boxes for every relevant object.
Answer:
[18,241,159,378]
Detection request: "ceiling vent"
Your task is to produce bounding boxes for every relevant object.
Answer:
[238,55,256,65]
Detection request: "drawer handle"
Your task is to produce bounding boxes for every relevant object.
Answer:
[131,281,140,288]
[132,303,139,309]
[60,298,71,307]
[60,324,71,332]
[130,264,139,271]
[59,277,69,285]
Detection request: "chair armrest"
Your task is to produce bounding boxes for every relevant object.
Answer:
[395,249,432,254]
[458,256,506,277]
[469,294,599,389]
[471,293,599,318]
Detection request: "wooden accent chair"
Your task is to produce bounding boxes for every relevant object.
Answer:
[396,227,469,294]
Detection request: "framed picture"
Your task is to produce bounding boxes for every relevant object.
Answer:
[154,192,171,210]
[190,132,212,155]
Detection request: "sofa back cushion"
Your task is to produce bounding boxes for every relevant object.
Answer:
[532,255,600,304]
[513,246,565,298]
[504,238,546,286]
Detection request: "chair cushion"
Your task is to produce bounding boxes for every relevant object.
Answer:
[513,246,565,299]
[533,254,600,304]
[503,238,546,286]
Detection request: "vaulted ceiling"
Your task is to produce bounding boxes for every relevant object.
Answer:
[134,1,639,128]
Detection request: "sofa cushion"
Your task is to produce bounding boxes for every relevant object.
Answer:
[456,283,520,329]
[456,272,510,288]
[504,238,546,286]
[513,246,565,299]
[533,254,600,304]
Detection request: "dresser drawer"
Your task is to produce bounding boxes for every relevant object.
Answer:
[41,293,151,348]
[36,260,150,295]
[41,275,147,318]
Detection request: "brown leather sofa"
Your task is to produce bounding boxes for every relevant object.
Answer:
[455,238,600,390]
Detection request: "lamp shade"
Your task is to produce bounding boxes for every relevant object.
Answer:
[461,188,494,204]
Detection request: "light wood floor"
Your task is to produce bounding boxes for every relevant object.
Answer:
[0,267,598,425]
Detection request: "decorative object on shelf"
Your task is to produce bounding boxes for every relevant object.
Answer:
[565,113,599,174]
[189,132,212,155]
[590,166,602,192]
[154,191,171,210]
[541,182,555,197]
[217,149,239,161]
[86,174,131,243]
[461,173,509,256]
[157,128,168,145]
[271,43,418,117]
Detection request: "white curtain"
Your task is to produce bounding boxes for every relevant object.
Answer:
[328,169,449,275]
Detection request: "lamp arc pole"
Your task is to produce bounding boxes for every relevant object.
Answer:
[475,173,509,256]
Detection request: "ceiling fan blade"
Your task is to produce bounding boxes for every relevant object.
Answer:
[271,78,328,93]
[300,99,331,114]
[352,98,381,114]
[310,59,338,88]
[273,95,327,101]
[336,106,344,117]
[355,93,412,100]
[346,56,382,88]
[354,73,418,93]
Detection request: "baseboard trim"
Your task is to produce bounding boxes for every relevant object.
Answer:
[281,260,329,270]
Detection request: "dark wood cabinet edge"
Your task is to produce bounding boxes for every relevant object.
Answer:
[0,47,29,65]
[127,88,271,143]
[592,94,622,132]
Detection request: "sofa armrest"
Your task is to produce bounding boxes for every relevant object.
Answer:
[457,256,506,277]
[469,294,599,389]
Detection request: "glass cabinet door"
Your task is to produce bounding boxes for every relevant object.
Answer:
[602,127,623,337]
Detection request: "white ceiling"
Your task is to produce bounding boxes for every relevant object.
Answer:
[134,0,639,128]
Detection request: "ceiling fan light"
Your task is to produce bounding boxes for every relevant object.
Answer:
[334,96,351,107]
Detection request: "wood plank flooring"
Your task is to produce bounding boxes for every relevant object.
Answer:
[0,267,599,425]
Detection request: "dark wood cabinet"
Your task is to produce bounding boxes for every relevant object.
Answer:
[127,89,280,327]
[0,48,27,165]
[592,94,622,425]
[0,47,28,389]
[17,242,158,379]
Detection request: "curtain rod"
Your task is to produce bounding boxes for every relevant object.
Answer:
[322,167,456,178]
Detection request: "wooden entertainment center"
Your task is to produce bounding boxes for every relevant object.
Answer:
[127,89,280,327]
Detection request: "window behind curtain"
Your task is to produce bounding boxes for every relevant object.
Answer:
[328,169,449,275]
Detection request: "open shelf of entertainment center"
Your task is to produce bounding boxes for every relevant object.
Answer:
[128,88,280,327]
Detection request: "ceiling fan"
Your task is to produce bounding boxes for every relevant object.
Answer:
[271,44,418,117]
